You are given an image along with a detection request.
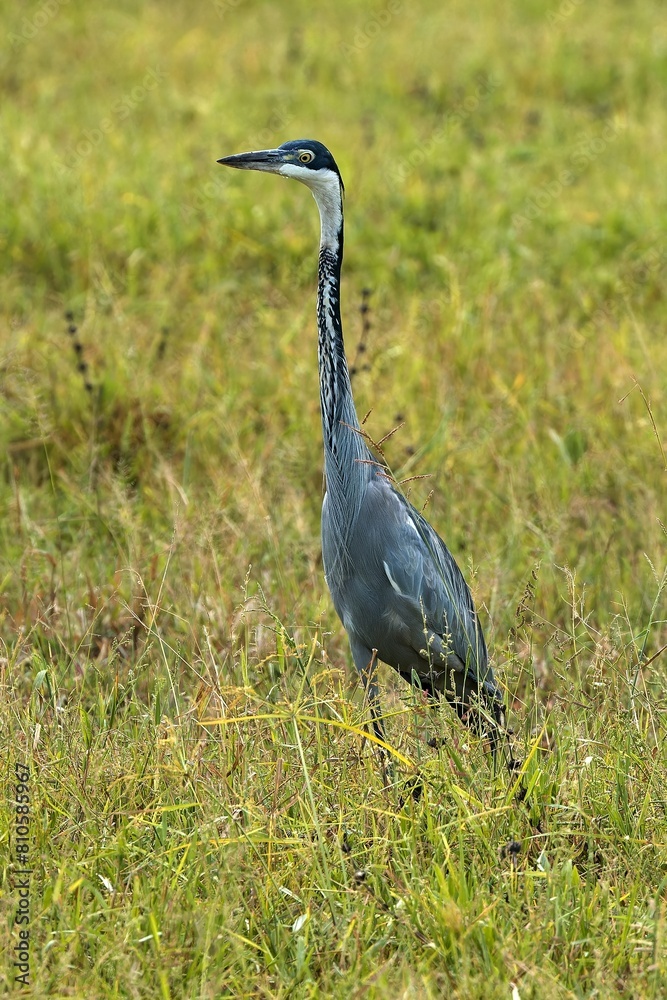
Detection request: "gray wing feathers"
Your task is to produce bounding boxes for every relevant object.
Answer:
[361,477,499,694]
[381,497,487,674]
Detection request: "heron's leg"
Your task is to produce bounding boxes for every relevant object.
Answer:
[348,635,385,743]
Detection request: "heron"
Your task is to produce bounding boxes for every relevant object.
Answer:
[218,139,509,759]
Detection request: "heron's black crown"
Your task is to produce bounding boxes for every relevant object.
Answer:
[279,139,344,189]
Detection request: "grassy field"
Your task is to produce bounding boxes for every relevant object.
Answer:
[2,0,667,996]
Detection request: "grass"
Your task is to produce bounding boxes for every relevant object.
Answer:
[1,0,667,995]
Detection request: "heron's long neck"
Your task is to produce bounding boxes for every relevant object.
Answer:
[312,179,373,549]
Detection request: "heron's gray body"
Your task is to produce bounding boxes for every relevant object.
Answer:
[324,475,496,713]
[219,139,505,741]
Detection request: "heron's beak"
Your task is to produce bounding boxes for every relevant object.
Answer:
[217,148,285,174]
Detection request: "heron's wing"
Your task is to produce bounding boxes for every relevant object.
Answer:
[365,477,492,689]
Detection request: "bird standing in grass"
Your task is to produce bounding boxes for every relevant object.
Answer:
[219,139,508,755]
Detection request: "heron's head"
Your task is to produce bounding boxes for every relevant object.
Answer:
[218,139,343,193]
[219,139,345,247]
[218,139,343,188]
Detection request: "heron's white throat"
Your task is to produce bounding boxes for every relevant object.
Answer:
[279,164,343,250]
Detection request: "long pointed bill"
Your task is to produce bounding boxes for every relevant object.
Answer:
[217,149,285,173]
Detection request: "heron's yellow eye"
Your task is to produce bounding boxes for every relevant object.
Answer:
[299,150,314,163]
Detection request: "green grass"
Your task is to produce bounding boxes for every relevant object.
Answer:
[1,0,667,995]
